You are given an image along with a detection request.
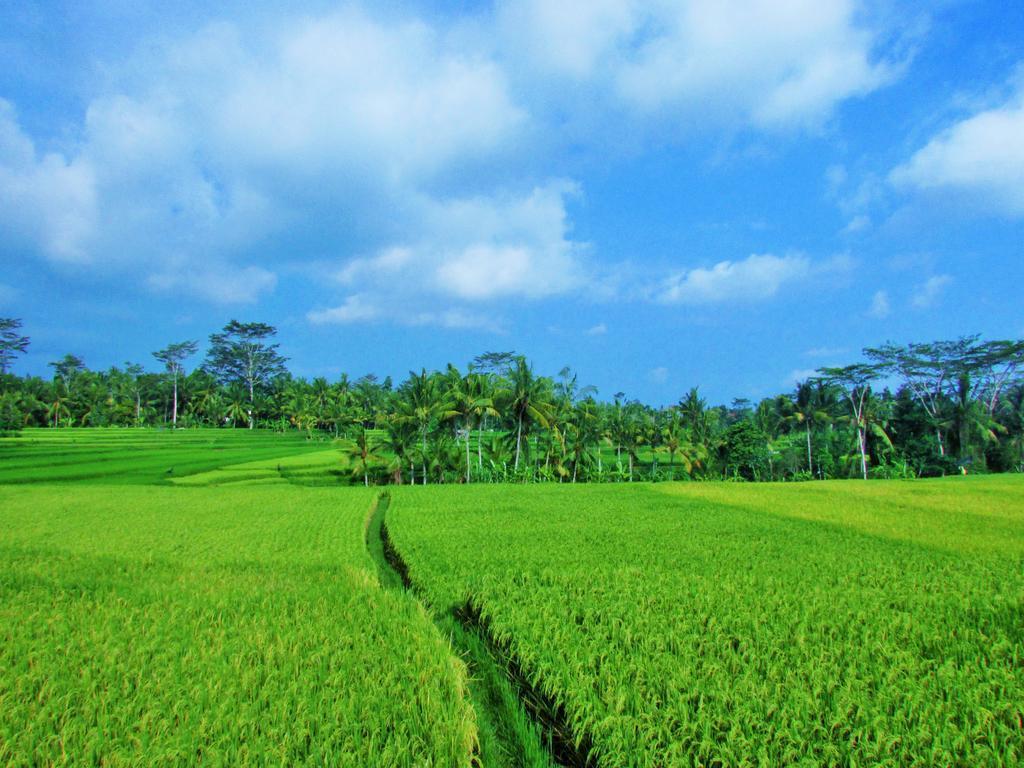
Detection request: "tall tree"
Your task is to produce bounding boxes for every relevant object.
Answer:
[785,380,833,478]
[204,321,287,428]
[48,353,85,383]
[340,427,382,487]
[446,368,498,483]
[865,338,982,459]
[506,356,553,472]
[819,364,881,480]
[153,341,199,427]
[0,318,30,375]
[395,369,454,485]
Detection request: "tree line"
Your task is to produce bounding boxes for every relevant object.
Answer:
[1,317,1022,484]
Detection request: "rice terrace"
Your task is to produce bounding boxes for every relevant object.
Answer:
[1,352,1023,766]
[3,1,1024,765]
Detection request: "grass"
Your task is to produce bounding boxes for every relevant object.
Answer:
[387,477,1024,767]
[0,484,477,766]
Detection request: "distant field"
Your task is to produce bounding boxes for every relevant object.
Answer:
[389,477,1024,767]
[0,485,476,766]
[0,428,333,485]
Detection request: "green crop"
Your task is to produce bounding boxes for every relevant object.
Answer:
[0,428,330,485]
[5,427,1023,767]
[388,478,1024,767]
[0,485,477,766]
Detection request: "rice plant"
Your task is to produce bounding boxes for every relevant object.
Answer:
[388,478,1024,767]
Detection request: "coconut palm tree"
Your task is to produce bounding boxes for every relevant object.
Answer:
[661,410,686,479]
[46,381,71,428]
[340,427,382,487]
[395,369,455,485]
[566,399,600,482]
[785,380,834,478]
[951,373,1005,467]
[381,419,416,484]
[446,368,498,483]
[483,431,515,481]
[506,357,554,472]
[224,386,250,427]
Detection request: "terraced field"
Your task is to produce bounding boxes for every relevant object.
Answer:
[0,428,330,485]
[387,478,1024,767]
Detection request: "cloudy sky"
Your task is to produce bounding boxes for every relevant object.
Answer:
[1,0,1022,403]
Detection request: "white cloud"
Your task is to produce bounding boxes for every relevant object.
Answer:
[867,289,891,319]
[586,323,607,336]
[497,0,635,79]
[336,247,415,286]
[890,72,1024,216]
[307,182,581,329]
[314,181,585,326]
[428,183,583,300]
[658,253,818,304]
[210,13,524,180]
[407,309,504,333]
[825,163,848,195]
[0,2,911,317]
[0,100,97,263]
[502,0,900,130]
[0,9,527,305]
[308,294,502,332]
[148,265,277,305]
[307,294,380,325]
[911,274,952,309]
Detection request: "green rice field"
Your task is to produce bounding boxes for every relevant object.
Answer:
[2,429,1022,766]
[388,480,1024,766]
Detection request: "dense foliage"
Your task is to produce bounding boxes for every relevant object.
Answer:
[2,317,1022,482]
[388,480,1024,767]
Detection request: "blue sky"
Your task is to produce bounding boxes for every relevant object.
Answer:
[1,0,1022,404]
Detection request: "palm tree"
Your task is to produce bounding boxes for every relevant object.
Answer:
[820,365,881,480]
[381,419,416,484]
[224,386,249,427]
[951,374,1004,467]
[395,369,455,485]
[446,368,498,483]
[506,357,554,472]
[661,411,685,479]
[608,394,627,465]
[339,427,382,487]
[679,387,712,449]
[472,372,500,470]
[483,431,515,482]
[309,377,332,429]
[619,405,645,481]
[839,389,893,478]
[567,400,600,482]
[785,380,833,478]
[1001,385,1024,472]
[47,382,71,428]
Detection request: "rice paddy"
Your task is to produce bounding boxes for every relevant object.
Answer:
[0,484,476,766]
[2,428,1023,766]
[388,479,1024,767]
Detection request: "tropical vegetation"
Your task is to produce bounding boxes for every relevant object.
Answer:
[2,317,1022,483]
